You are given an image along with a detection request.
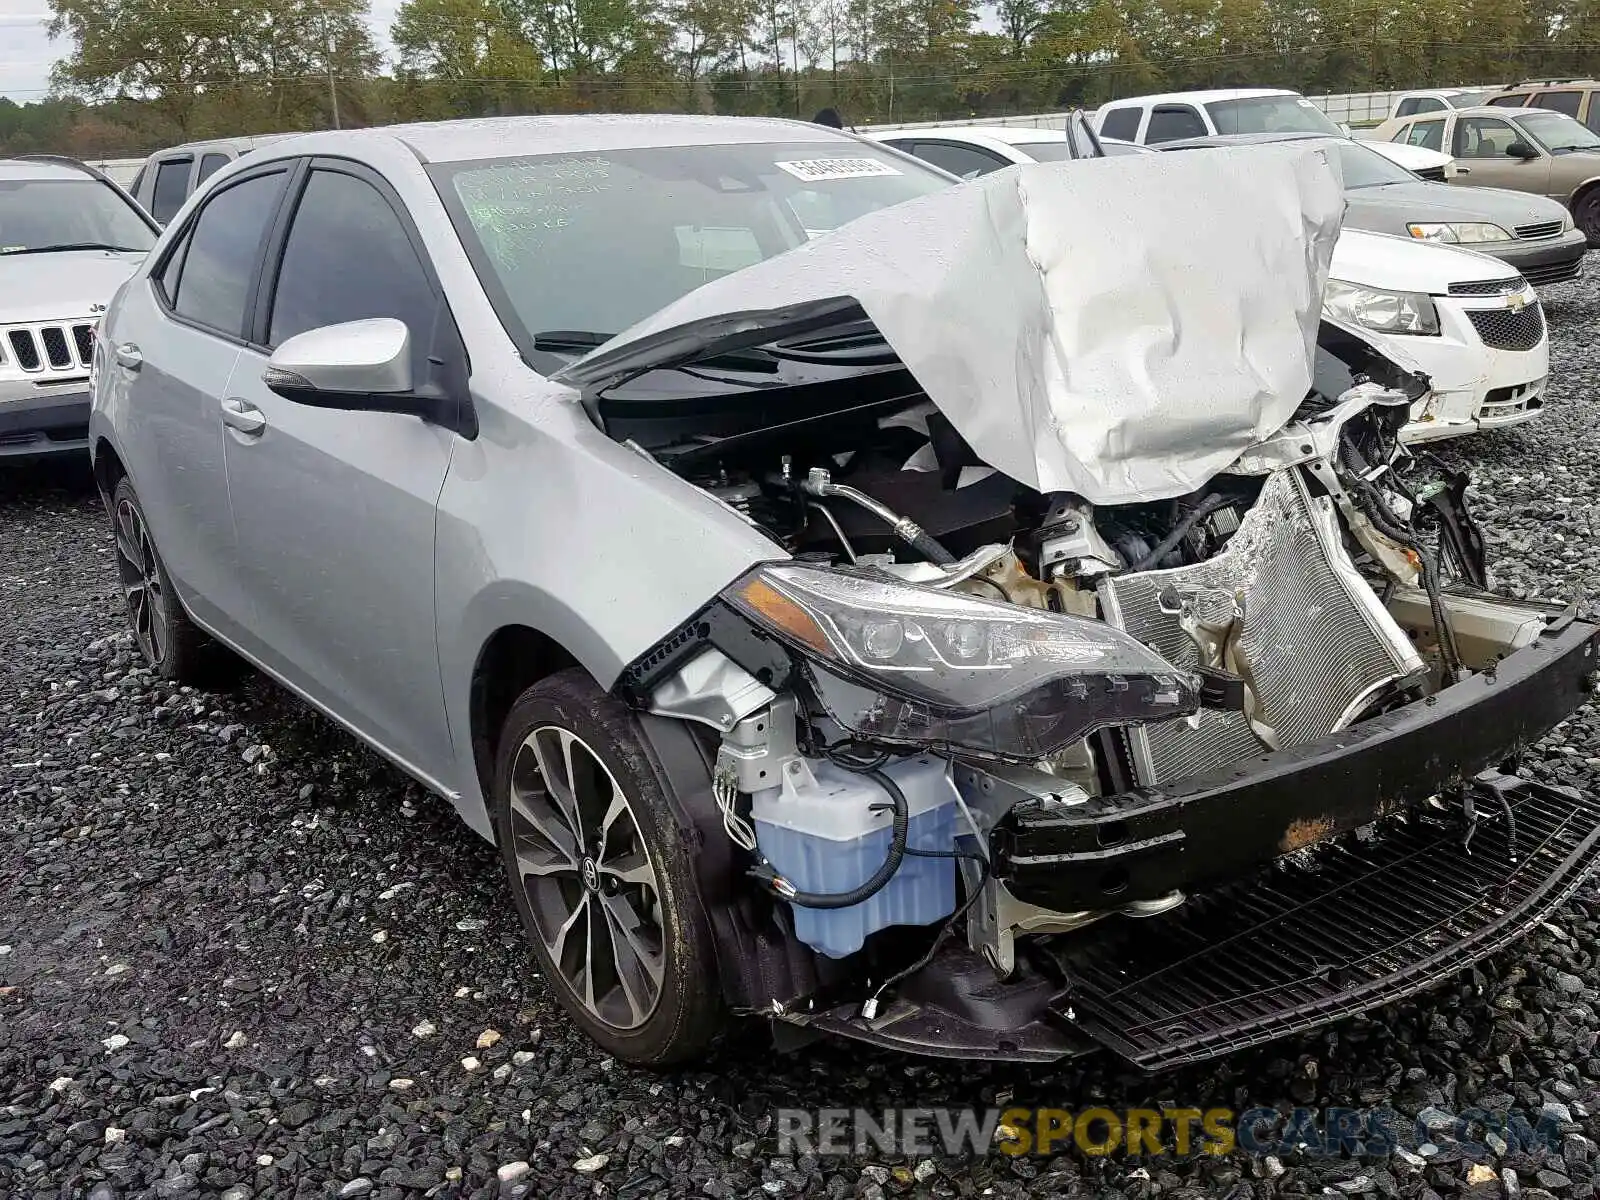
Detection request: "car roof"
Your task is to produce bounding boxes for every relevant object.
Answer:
[1500,79,1600,90]
[934,125,1073,145]
[1100,88,1296,108]
[1449,105,1562,118]
[150,132,301,157]
[1153,131,1334,149]
[254,115,857,166]
[0,158,101,182]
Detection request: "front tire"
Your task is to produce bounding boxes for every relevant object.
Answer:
[110,477,229,684]
[1576,189,1600,248]
[492,668,724,1066]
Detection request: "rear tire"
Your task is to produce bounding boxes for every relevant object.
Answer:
[492,667,724,1066]
[110,477,232,685]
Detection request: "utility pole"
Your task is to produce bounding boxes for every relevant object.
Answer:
[327,28,341,128]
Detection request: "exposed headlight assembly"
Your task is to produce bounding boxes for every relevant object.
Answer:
[1406,222,1512,244]
[1324,280,1440,336]
[721,564,1198,759]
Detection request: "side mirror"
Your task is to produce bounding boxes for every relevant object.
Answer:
[263,317,433,418]
[1506,140,1540,159]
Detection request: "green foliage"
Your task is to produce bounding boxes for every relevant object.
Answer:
[10,0,1600,158]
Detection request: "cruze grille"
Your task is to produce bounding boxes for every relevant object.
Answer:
[2,322,97,376]
[1467,304,1546,352]
[1449,276,1527,296]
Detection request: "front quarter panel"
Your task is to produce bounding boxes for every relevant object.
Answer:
[434,365,785,837]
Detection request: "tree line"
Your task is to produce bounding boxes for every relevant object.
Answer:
[5,0,1600,159]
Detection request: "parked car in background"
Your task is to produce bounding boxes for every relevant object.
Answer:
[1158,132,1585,286]
[1481,79,1600,131]
[1388,87,1504,119]
[90,118,1600,1074]
[1093,87,1456,178]
[128,134,297,226]
[0,155,158,459]
[864,124,1149,176]
[1323,228,1548,441]
[1377,105,1600,242]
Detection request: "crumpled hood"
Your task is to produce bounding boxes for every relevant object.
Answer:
[0,250,144,325]
[560,143,1345,505]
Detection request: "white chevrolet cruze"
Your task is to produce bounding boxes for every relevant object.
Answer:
[1326,228,1548,442]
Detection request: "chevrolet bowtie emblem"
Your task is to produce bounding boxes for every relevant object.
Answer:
[1507,293,1526,313]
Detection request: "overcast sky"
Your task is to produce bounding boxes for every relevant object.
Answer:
[0,0,400,102]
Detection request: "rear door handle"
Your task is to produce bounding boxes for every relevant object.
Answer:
[1455,166,1471,175]
[220,397,266,437]
[114,342,142,371]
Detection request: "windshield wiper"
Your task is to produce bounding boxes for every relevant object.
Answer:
[0,241,145,255]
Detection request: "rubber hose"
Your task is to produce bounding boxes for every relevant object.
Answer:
[906,528,957,567]
[1125,494,1231,573]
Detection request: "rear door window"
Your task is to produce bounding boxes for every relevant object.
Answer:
[150,156,193,223]
[1099,107,1141,140]
[167,171,287,338]
[908,140,1009,179]
[1488,94,1529,108]
[1145,105,1207,143]
[1413,97,1445,114]
[196,152,232,186]
[1533,90,1583,117]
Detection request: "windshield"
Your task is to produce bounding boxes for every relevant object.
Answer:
[434,142,951,361]
[1205,95,1342,136]
[1451,89,1499,107]
[1518,110,1600,153]
[0,178,155,254]
[1336,140,1419,187]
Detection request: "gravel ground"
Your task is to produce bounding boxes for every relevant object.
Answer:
[5,266,1600,1200]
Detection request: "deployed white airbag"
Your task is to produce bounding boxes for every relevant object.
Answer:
[575,143,1345,505]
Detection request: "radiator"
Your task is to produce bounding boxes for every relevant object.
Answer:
[1098,468,1423,787]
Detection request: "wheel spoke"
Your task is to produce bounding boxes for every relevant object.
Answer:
[115,504,143,571]
[508,779,581,868]
[546,891,588,963]
[596,792,631,860]
[598,848,654,889]
[599,892,664,1024]
[528,729,586,847]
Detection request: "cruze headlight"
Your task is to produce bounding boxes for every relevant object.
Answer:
[1406,221,1512,244]
[721,564,1198,759]
[1324,280,1440,336]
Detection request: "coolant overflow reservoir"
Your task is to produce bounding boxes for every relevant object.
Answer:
[752,756,959,958]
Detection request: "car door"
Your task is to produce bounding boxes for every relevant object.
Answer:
[108,165,290,640]
[1452,115,1552,193]
[220,158,458,783]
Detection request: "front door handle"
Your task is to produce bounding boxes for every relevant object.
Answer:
[114,342,142,372]
[221,397,266,437]
[1454,166,1471,175]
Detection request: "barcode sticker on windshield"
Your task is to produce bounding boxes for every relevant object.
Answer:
[774,157,902,181]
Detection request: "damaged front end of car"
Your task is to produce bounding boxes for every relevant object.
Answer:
[563,144,1600,1070]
